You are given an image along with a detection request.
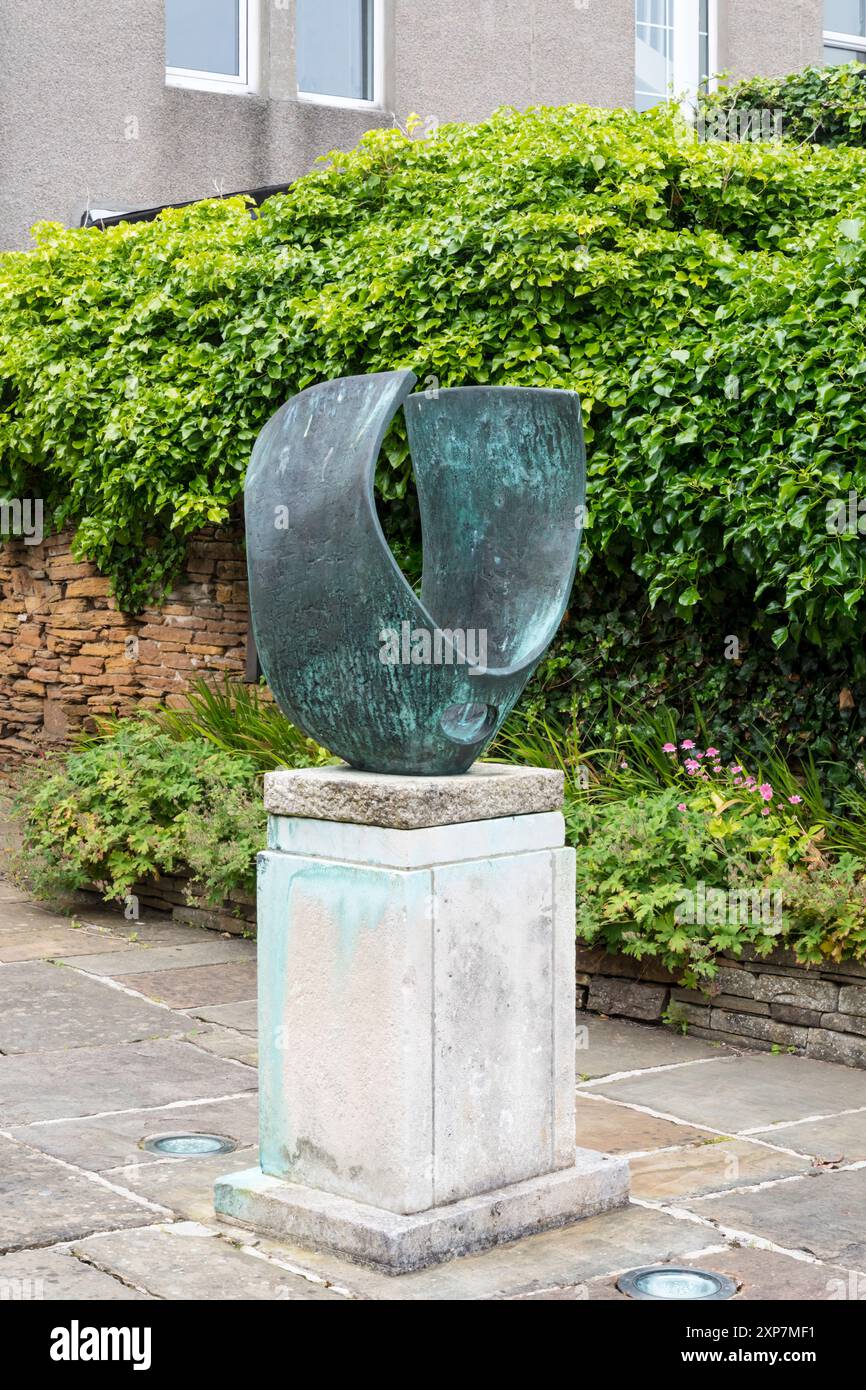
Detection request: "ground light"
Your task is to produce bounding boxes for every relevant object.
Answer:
[142,1134,237,1157]
[617,1266,738,1300]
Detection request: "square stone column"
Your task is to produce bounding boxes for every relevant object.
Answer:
[214,764,628,1272]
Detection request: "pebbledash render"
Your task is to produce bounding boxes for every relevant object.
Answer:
[0,1,835,251]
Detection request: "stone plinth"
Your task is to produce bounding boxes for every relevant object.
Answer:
[214,764,629,1272]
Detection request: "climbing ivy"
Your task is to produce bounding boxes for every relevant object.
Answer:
[2,99,866,757]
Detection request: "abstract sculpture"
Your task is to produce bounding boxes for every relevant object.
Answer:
[245,369,585,775]
[215,371,631,1271]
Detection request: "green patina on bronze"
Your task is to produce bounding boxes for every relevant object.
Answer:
[245,370,585,775]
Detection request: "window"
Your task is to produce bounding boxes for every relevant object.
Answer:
[635,0,716,111]
[824,0,866,64]
[166,0,258,93]
[296,0,382,107]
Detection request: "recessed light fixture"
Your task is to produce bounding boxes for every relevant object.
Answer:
[617,1266,737,1301]
[142,1133,237,1157]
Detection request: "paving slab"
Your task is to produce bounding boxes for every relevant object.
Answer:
[685,1168,866,1266]
[113,962,257,1008]
[629,1137,811,1200]
[76,911,215,946]
[73,1223,345,1300]
[0,1246,153,1300]
[9,1094,260,1173]
[0,961,186,1054]
[0,922,130,962]
[185,1024,258,1068]
[112,1149,259,1223]
[749,1110,866,1163]
[0,1039,257,1126]
[574,1095,716,1154]
[594,1054,866,1131]
[0,1136,158,1253]
[58,939,255,976]
[575,1013,738,1079]
[184,999,258,1034]
[223,1204,723,1301]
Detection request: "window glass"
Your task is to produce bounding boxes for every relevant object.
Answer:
[296,0,373,100]
[825,1,866,37]
[166,0,241,77]
[636,0,674,110]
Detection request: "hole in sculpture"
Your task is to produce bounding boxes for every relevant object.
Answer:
[439,702,499,746]
[373,424,422,593]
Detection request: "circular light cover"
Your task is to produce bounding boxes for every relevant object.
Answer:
[142,1133,237,1157]
[617,1266,737,1301]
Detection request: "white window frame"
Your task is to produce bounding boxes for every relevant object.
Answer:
[166,0,260,96]
[702,0,719,93]
[635,0,718,111]
[824,30,866,57]
[296,0,385,110]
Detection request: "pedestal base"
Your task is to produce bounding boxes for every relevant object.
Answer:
[215,1148,629,1275]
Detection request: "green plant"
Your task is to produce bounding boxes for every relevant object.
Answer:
[662,1001,690,1035]
[699,61,866,148]
[2,100,866,763]
[141,675,333,771]
[11,721,263,904]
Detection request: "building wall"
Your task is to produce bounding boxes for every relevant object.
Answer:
[0,0,386,249]
[0,1,833,250]
[390,0,636,124]
[720,0,825,81]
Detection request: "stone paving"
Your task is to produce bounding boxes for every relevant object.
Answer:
[1,876,865,1300]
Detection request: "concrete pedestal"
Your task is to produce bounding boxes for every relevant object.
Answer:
[214,764,629,1273]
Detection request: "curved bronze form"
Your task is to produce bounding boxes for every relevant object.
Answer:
[245,371,585,775]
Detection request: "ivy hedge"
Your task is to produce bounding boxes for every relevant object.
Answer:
[2,98,866,760]
[698,59,866,147]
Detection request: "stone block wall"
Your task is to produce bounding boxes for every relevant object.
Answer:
[75,873,257,937]
[0,525,249,767]
[577,944,866,1070]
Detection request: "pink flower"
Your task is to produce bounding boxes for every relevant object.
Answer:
[695,750,705,759]
[685,759,700,773]
[712,763,722,772]
[761,807,770,816]
[620,761,628,769]
[789,794,803,804]
[759,784,773,801]
[733,776,742,785]
[662,742,677,753]
[706,747,719,758]
[681,739,695,750]
[731,764,743,774]
[677,804,687,813]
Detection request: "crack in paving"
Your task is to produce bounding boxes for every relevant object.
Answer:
[574,1088,852,1160]
[1,1130,177,1217]
[67,1230,166,1299]
[14,1090,254,1128]
[629,1195,866,1278]
[232,1239,359,1300]
[577,1053,746,1088]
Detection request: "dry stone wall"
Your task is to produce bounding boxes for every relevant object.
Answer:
[0,526,249,767]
